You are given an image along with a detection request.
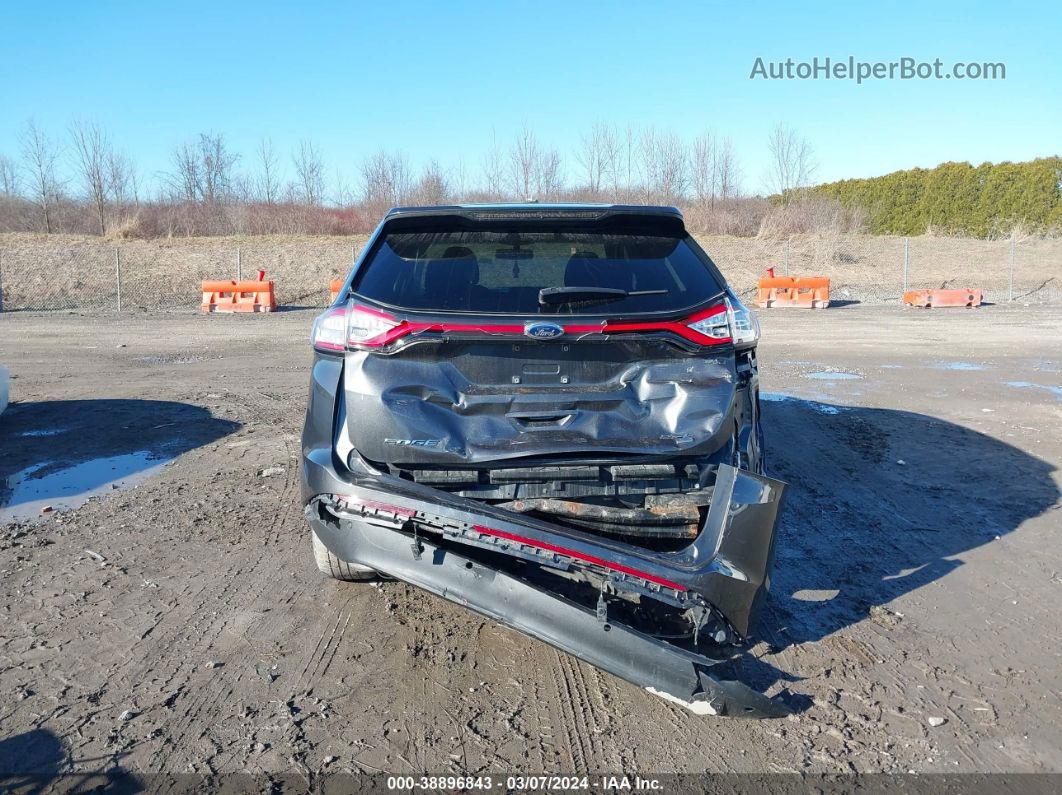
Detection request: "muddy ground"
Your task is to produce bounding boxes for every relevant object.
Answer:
[1,305,1060,784]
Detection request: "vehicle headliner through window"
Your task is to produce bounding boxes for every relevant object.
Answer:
[352,230,724,315]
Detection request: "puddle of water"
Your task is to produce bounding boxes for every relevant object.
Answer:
[804,371,862,381]
[938,362,985,371]
[761,392,847,415]
[1005,381,1062,400]
[1,451,170,522]
[791,588,840,602]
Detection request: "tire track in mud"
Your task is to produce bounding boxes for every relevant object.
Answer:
[521,656,557,770]
[135,411,308,773]
[471,622,553,772]
[398,583,497,773]
[390,581,543,773]
[404,582,434,773]
[375,581,446,773]
[545,648,622,773]
[293,602,354,689]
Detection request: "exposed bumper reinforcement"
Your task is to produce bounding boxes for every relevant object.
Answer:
[306,506,792,718]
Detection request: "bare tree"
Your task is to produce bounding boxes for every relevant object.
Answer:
[691,132,717,207]
[597,124,619,198]
[70,119,112,234]
[200,133,239,204]
[535,148,563,197]
[508,125,563,199]
[169,141,200,203]
[412,160,449,205]
[655,132,688,204]
[636,129,688,204]
[638,128,659,202]
[107,148,136,209]
[577,123,617,196]
[256,138,281,204]
[167,132,239,205]
[19,120,63,233]
[293,140,325,206]
[716,137,741,200]
[508,125,539,199]
[481,130,505,198]
[332,168,355,206]
[766,123,815,200]
[613,124,638,202]
[360,150,412,208]
[690,132,740,206]
[450,156,469,202]
[0,154,20,197]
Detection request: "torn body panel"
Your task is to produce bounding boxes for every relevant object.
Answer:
[305,496,789,717]
[302,433,789,714]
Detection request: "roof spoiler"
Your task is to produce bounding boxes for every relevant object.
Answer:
[379,205,687,236]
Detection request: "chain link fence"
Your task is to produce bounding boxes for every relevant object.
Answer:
[0,233,1058,312]
[705,234,1061,306]
[0,236,371,312]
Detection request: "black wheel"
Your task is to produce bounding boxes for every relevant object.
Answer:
[311,530,377,581]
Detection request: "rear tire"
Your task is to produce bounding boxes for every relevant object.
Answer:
[311,530,377,581]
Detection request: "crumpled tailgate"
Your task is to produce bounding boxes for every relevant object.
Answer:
[343,341,738,467]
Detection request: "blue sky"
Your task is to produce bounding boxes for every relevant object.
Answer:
[1,0,1058,197]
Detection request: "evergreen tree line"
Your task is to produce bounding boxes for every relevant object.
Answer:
[803,157,1062,238]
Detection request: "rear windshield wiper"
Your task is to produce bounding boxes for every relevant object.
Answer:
[538,286,669,306]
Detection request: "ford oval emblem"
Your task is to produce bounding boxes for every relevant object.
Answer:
[524,321,565,340]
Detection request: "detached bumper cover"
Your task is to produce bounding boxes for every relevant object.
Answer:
[303,447,791,717]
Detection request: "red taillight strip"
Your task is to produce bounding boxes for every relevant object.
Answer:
[353,302,731,348]
[338,496,686,591]
[346,497,418,518]
[599,304,730,346]
[360,320,527,347]
[472,524,688,591]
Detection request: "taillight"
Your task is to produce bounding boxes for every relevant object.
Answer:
[725,291,761,348]
[311,304,406,352]
[312,301,744,352]
[311,306,348,352]
[347,304,403,347]
[686,305,731,343]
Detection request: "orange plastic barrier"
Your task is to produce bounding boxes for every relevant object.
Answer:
[201,280,277,313]
[329,278,344,303]
[903,289,982,308]
[756,277,830,309]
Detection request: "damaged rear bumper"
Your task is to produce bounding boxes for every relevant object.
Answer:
[302,448,790,717]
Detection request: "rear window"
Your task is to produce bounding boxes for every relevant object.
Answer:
[352,230,724,315]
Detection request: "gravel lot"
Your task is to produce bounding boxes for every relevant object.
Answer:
[1,305,1060,784]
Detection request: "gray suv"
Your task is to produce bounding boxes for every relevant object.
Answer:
[301,204,789,717]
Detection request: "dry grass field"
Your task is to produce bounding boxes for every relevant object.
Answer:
[0,231,1059,312]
